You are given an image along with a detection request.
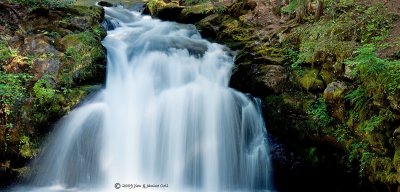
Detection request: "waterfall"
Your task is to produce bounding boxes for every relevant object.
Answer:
[12,6,273,192]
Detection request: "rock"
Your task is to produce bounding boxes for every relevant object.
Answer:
[323,81,347,101]
[323,81,348,121]
[320,69,334,85]
[19,34,62,76]
[179,3,214,23]
[98,1,113,7]
[196,14,222,39]
[388,95,400,112]
[344,63,356,80]
[156,5,184,21]
[227,0,257,17]
[294,68,325,91]
[144,0,183,21]
[260,65,288,94]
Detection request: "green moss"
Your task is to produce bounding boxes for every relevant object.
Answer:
[394,151,400,173]
[218,17,255,48]
[18,135,38,159]
[60,31,104,86]
[67,5,104,19]
[296,68,324,91]
[147,0,170,15]
[181,3,213,15]
[367,157,398,184]
[319,69,334,84]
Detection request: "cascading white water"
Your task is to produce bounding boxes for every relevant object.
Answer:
[13,6,273,192]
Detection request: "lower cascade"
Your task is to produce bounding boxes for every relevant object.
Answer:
[13,6,273,192]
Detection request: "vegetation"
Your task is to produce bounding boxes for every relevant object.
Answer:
[7,0,75,8]
[276,0,400,188]
[0,3,105,185]
[307,97,333,127]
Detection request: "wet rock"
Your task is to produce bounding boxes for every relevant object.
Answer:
[98,1,113,7]
[156,5,184,21]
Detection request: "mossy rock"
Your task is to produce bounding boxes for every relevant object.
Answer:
[145,0,183,20]
[294,68,325,91]
[58,31,105,86]
[323,81,347,102]
[179,3,214,23]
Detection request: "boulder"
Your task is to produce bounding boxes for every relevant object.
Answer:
[323,81,348,121]
[98,1,113,7]
[294,68,325,91]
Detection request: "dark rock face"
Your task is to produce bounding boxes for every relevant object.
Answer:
[156,5,184,21]
[98,1,114,7]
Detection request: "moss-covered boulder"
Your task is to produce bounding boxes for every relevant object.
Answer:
[323,81,347,121]
[293,68,325,91]
[143,0,183,21]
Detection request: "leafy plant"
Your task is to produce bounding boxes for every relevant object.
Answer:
[307,97,334,127]
[0,72,30,106]
[346,45,400,95]
[345,88,371,120]
[0,39,12,64]
[33,76,57,105]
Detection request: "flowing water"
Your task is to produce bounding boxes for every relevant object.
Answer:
[12,6,272,192]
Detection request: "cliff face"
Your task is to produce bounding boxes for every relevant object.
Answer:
[146,0,400,191]
[0,3,106,186]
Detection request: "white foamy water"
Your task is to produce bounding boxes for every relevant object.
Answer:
[12,6,273,192]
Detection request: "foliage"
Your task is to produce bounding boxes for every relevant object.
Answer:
[346,45,400,99]
[0,72,31,107]
[360,109,395,133]
[33,76,57,105]
[288,2,395,69]
[0,39,12,65]
[8,0,75,8]
[19,135,38,158]
[281,0,308,14]
[307,97,333,127]
[345,88,371,120]
[182,0,208,6]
